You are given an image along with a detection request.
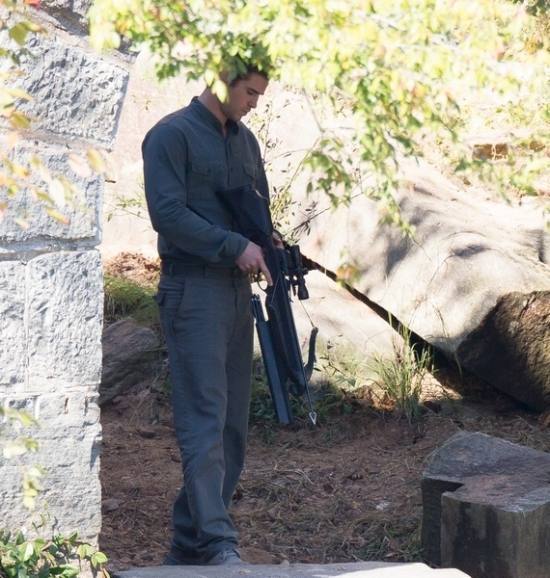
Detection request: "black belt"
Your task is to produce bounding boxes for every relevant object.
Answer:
[161,260,247,279]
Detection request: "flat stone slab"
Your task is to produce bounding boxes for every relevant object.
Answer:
[422,431,550,578]
[114,561,470,577]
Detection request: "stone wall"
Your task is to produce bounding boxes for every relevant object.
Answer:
[0,4,128,542]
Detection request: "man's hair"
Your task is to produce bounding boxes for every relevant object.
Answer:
[229,65,269,86]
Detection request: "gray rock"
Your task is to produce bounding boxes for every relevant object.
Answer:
[26,251,103,386]
[457,291,549,410]
[16,35,128,147]
[422,431,550,578]
[0,141,102,243]
[0,261,26,386]
[41,0,94,28]
[114,561,471,578]
[297,158,550,410]
[269,269,401,380]
[100,318,161,405]
[0,391,101,542]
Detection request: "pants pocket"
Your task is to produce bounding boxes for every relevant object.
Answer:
[156,280,187,335]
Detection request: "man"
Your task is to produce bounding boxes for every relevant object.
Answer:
[142,66,271,566]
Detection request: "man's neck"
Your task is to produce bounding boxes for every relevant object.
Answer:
[198,89,228,129]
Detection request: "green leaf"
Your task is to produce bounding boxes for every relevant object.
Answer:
[91,551,108,566]
[9,23,29,46]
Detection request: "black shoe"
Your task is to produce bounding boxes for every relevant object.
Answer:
[163,548,201,566]
[204,548,244,566]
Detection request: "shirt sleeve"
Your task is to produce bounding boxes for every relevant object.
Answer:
[142,124,249,263]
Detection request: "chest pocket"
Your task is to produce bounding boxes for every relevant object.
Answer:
[187,160,225,197]
[243,162,257,187]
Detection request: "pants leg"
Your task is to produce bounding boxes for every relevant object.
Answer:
[222,280,253,506]
[157,272,252,559]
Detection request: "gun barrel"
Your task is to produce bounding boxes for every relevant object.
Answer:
[251,295,293,425]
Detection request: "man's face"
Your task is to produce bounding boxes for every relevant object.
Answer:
[221,72,269,123]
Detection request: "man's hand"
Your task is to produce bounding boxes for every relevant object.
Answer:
[236,241,273,285]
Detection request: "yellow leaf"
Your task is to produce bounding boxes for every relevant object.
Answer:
[3,440,28,458]
[87,149,106,174]
[11,162,29,179]
[23,495,36,510]
[6,87,32,101]
[46,208,70,225]
[31,187,51,203]
[68,153,92,178]
[212,79,228,102]
[30,156,51,182]
[48,178,66,208]
[0,201,7,221]
[9,111,31,130]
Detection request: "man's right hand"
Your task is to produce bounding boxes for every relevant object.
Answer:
[236,242,273,286]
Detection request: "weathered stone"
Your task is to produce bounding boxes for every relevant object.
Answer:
[0,0,131,553]
[27,251,103,386]
[0,261,26,387]
[41,0,94,27]
[100,318,160,405]
[290,270,399,362]
[0,141,102,243]
[17,35,128,147]
[0,392,101,542]
[296,158,550,410]
[422,431,550,578]
[457,291,550,410]
[115,561,471,578]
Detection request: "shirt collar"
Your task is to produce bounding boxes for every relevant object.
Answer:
[190,96,240,135]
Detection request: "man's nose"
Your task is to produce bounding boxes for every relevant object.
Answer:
[250,96,259,109]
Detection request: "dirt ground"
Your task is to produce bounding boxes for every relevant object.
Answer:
[99,253,550,573]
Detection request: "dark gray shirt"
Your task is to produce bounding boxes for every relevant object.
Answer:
[142,97,269,267]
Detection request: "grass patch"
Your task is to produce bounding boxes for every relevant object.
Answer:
[103,273,159,326]
[249,350,374,428]
[368,327,434,424]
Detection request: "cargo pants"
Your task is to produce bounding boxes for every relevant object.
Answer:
[155,265,253,561]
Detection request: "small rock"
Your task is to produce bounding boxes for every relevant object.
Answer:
[103,498,121,512]
[137,427,157,439]
[100,319,161,405]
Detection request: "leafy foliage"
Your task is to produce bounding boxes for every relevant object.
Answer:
[0,529,109,578]
[89,0,548,227]
[0,0,106,227]
[0,407,110,577]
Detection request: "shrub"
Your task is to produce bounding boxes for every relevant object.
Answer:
[368,327,434,424]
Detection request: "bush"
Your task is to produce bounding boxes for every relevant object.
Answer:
[0,530,109,578]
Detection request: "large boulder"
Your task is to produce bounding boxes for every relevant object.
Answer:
[100,318,161,404]
[422,431,550,578]
[298,159,550,410]
[286,269,401,366]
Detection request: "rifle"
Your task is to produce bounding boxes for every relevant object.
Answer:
[217,185,318,425]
